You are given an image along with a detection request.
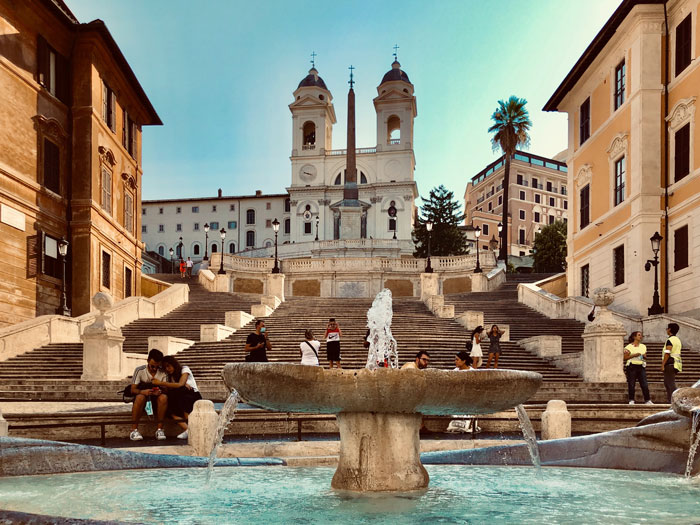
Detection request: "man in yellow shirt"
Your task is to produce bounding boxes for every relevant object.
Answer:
[662,323,682,403]
[401,351,430,369]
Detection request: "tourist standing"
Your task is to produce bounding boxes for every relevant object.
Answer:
[485,325,504,369]
[300,329,320,366]
[245,320,271,362]
[185,257,193,278]
[662,323,682,402]
[324,318,342,369]
[469,326,484,369]
[153,355,202,439]
[624,331,651,405]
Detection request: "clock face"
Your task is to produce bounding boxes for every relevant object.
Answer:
[299,164,317,182]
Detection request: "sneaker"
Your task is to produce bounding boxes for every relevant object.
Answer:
[628,400,635,405]
[645,400,654,405]
[129,429,143,441]
[155,429,166,441]
[177,430,189,440]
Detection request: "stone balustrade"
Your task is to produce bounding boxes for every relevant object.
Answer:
[519,335,562,357]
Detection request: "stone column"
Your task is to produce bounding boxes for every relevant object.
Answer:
[266,273,285,302]
[81,293,126,380]
[0,408,8,437]
[581,288,626,382]
[420,273,439,301]
[188,400,220,456]
[471,272,487,292]
[541,400,571,440]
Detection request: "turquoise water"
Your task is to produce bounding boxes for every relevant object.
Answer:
[1,466,699,524]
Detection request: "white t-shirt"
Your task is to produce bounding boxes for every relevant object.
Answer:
[186,260,193,268]
[180,365,199,392]
[300,340,321,366]
[132,365,167,385]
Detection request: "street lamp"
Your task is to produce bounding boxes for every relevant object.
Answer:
[425,220,433,273]
[474,226,483,273]
[57,237,70,316]
[203,223,210,261]
[218,228,226,275]
[315,215,319,241]
[169,247,174,274]
[178,236,183,259]
[272,218,280,274]
[645,231,664,315]
[497,222,503,262]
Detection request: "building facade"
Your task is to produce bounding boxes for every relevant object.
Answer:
[544,0,700,317]
[0,0,161,326]
[464,151,569,257]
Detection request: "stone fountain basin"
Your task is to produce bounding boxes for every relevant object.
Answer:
[222,363,542,415]
[671,387,700,418]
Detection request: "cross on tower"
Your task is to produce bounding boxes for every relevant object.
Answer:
[310,51,317,68]
[393,44,399,61]
[348,65,355,88]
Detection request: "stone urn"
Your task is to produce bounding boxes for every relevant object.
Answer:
[222,364,542,492]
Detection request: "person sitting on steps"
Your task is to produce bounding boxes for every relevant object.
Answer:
[129,349,169,441]
[152,355,202,440]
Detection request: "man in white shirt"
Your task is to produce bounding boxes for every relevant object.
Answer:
[185,257,194,278]
[129,349,169,441]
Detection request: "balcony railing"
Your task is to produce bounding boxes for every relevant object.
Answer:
[302,144,316,150]
[388,139,401,145]
[327,147,377,156]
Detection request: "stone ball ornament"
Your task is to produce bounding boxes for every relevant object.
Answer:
[91,292,114,313]
[592,287,615,307]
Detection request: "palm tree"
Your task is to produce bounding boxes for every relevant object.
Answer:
[488,96,532,262]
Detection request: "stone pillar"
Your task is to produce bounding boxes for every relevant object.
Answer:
[81,293,126,380]
[332,412,428,492]
[0,408,8,437]
[471,272,487,292]
[214,273,229,292]
[420,273,439,301]
[456,311,484,331]
[581,288,626,383]
[266,273,285,302]
[188,400,220,456]
[541,400,571,440]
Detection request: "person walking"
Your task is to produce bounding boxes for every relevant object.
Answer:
[624,331,652,405]
[300,329,320,366]
[245,320,271,362]
[485,325,504,369]
[185,257,193,278]
[662,323,682,403]
[324,318,342,369]
[179,259,186,279]
[469,326,484,369]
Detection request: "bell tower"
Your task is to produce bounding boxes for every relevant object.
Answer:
[289,65,336,158]
[373,58,416,152]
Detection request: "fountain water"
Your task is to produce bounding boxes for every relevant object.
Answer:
[684,409,700,478]
[206,390,240,482]
[365,289,398,370]
[515,404,541,471]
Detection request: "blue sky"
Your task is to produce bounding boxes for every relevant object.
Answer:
[67,0,619,203]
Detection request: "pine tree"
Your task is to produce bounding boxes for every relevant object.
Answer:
[532,220,567,273]
[413,185,467,257]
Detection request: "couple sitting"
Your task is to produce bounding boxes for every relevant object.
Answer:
[129,349,202,441]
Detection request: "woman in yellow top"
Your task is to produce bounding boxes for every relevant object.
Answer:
[624,331,651,405]
[662,322,682,403]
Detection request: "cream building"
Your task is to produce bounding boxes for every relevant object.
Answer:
[544,0,700,317]
[464,151,569,256]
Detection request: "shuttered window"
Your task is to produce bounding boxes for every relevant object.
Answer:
[674,225,689,271]
[37,35,69,103]
[675,123,690,182]
[580,98,591,144]
[675,14,692,76]
[613,245,624,286]
[580,184,590,229]
[581,264,590,298]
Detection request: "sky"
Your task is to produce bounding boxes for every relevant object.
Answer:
[67,0,620,204]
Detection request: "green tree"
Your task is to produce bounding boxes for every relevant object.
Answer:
[413,185,467,257]
[488,96,532,261]
[532,220,567,273]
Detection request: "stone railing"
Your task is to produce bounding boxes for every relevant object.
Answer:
[0,284,189,363]
[141,274,171,298]
[327,147,377,156]
[212,253,274,271]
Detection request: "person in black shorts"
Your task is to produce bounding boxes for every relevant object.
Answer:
[324,318,342,369]
[245,320,271,362]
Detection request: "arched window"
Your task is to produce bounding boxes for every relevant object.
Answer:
[387,115,400,144]
[265,240,272,248]
[157,245,164,256]
[284,218,290,234]
[303,121,316,148]
[246,230,255,247]
[193,244,200,256]
[246,209,255,225]
[211,243,218,253]
[228,242,236,254]
[360,172,367,184]
[334,173,342,185]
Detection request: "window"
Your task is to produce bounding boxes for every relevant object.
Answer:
[482,224,489,236]
[142,208,146,215]
[266,219,272,228]
[194,223,199,231]
[142,225,147,234]
[101,167,112,214]
[212,205,217,212]
[532,177,539,189]
[37,36,69,103]
[266,202,271,210]
[193,244,200,256]
[488,202,492,211]
[43,138,60,194]
[546,181,552,192]
[124,193,133,234]
[124,267,132,298]
[122,109,136,157]
[518,229,525,245]
[176,224,182,232]
[210,221,219,229]
[192,206,199,213]
[676,14,692,76]
[549,215,555,225]
[675,123,690,182]
[41,233,61,279]
[101,251,111,289]
[246,230,255,247]
[284,218,290,234]
[159,208,163,214]
[158,224,164,232]
[614,156,626,206]
[549,197,555,207]
[535,194,541,204]
[534,212,540,223]
[562,185,567,195]
[498,196,502,205]
[519,210,525,220]
[613,245,625,286]
[519,190,526,200]
[228,242,236,254]
[674,225,689,271]
[614,60,625,110]
[176,207,181,214]
[305,221,313,234]
[564,200,568,210]
[246,209,255,225]
[581,264,590,297]
[102,82,116,132]
[228,221,237,229]
[517,174,524,185]
[230,204,235,211]
[580,97,591,144]
[580,184,590,229]
[211,243,217,253]
[157,246,164,256]
[284,199,290,212]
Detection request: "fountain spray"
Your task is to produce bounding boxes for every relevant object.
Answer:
[365,289,398,370]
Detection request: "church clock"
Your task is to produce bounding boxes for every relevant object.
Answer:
[299,164,317,182]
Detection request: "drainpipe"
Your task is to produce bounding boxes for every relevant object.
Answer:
[663,3,669,313]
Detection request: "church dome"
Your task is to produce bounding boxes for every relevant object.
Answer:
[381,60,411,84]
[298,67,328,90]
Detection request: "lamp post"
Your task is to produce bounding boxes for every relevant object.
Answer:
[57,237,70,316]
[425,220,433,273]
[178,236,183,260]
[497,222,503,259]
[218,228,226,275]
[474,226,483,273]
[169,247,174,274]
[203,223,210,261]
[272,218,280,274]
[645,231,664,315]
[315,215,319,241]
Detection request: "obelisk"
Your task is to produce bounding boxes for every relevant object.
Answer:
[339,65,362,239]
